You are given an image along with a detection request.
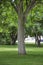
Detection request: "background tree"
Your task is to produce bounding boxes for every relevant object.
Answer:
[25,2,43,47]
[0,1,18,45]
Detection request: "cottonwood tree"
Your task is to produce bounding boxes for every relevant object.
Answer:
[0,0,43,54]
[11,0,37,54]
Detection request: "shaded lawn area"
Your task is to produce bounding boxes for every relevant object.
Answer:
[0,44,43,65]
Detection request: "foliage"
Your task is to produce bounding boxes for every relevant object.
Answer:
[25,2,43,37]
[0,1,18,45]
[0,0,43,48]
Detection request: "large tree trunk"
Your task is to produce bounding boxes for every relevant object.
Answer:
[18,16,26,55]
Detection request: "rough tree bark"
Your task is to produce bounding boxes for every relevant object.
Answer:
[18,16,26,54]
[17,1,26,54]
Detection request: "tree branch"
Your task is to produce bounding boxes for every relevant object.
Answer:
[18,0,23,12]
[26,0,29,7]
[24,0,37,17]
[11,1,18,14]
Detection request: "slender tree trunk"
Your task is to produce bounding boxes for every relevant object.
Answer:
[10,33,17,45]
[37,36,41,47]
[35,34,38,45]
[18,16,26,55]
[35,34,41,47]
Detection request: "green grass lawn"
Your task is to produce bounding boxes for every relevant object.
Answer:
[0,44,43,65]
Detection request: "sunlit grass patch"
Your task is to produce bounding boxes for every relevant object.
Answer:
[0,44,43,65]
